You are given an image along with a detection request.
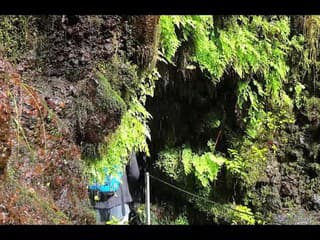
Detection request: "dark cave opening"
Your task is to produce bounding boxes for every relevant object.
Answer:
[132,61,241,223]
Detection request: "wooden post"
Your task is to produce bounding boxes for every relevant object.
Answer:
[145,172,151,225]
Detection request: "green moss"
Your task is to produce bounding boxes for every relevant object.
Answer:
[96,56,141,104]
[0,16,34,62]
[246,185,281,216]
[86,48,158,184]
[5,168,70,224]
[302,96,320,124]
[96,71,126,113]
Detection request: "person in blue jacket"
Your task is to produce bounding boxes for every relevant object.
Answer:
[91,151,140,224]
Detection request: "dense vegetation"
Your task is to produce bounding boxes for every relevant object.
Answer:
[1,15,320,224]
[147,15,320,224]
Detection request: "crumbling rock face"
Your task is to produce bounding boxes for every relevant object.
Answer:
[0,15,160,224]
[30,15,159,145]
[0,59,13,178]
[0,57,95,224]
[131,15,160,69]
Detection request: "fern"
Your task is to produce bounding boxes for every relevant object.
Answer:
[85,64,156,185]
[156,15,308,223]
[159,16,181,63]
[158,146,225,188]
[86,100,151,185]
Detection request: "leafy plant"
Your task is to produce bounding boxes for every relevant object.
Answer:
[230,205,256,225]
[181,147,225,187]
[159,16,181,63]
[85,57,158,184]
[226,142,268,187]
[193,199,256,225]
[157,146,225,188]
[294,82,306,109]
[86,99,151,184]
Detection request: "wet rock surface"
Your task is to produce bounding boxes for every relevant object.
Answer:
[273,208,320,225]
[265,123,320,223]
[0,60,12,178]
[0,58,95,223]
[0,15,159,224]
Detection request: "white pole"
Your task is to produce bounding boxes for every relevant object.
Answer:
[145,172,151,225]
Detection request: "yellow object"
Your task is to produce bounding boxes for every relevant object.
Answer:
[94,195,100,201]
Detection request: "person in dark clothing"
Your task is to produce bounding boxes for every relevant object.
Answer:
[92,151,140,224]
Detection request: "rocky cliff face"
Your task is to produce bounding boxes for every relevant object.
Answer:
[0,15,159,224]
[1,14,319,225]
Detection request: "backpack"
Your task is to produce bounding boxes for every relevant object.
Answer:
[88,165,123,202]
